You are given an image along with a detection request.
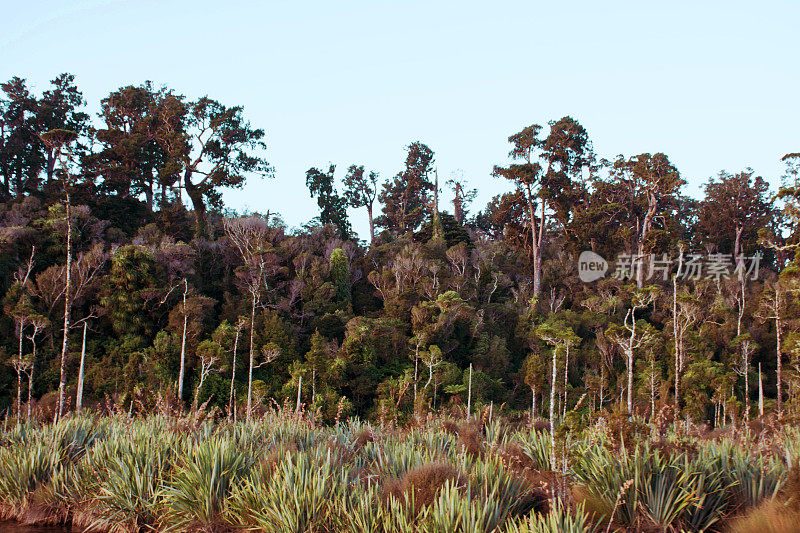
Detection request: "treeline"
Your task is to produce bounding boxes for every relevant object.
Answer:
[0,73,797,425]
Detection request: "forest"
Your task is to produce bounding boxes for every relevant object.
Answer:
[2,73,800,532]
[0,72,796,427]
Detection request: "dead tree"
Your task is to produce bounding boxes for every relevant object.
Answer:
[224,215,275,421]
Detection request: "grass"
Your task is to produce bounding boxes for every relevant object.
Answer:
[0,409,795,532]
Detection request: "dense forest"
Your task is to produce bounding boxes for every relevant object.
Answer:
[0,73,796,427]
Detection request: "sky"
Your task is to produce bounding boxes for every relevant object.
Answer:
[1,0,798,240]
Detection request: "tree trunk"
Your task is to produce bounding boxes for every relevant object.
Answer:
[776,286,784,417]
[177,279,188,405]
[76,322,87,412]
[563,346,569,419]
[229,327,240,420]
[758,363,764,417]
[734,225,743,260]
[524,184,542,297]
[46,148,56,183]
[627,348,634,415]
[550,346,558,472]
[296,374,302,412]
[56,191,73,423]
[673,250,683,411]
[467,363,473,421]
[144,184,154,213]
[16,320,23,420]
[367,204,375,244]
[184,171,207,237]
[744,354,750,423]
[246,292,256,421]
[531,385,537,420]
[28,336,36,421]
[16,368,22,422]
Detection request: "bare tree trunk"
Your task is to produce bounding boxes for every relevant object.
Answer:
[744,360,750,423]
[650,364,656,422]
[550,346,558,472]
[776,286,784,417]
[28,336,36,421]
[467,363,473,421]
[758,363,764,417]
[367,204,375,244]
[627,348,634,415]
[563,346,570,419]
[15,368,22,422]
[16,320,23,420]
[531,386,537,420]
[229,326,240,420]
[734,225,743,260]
[296,374,302,412]
[246,292,256,421]
[56,191,73,423]
[673,249,684,411]
[76,322,87,412]
[177,279,188,404]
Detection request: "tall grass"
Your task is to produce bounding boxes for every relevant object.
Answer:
[0,412,794,531]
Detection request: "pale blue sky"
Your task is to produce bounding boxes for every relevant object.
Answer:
[1,0,797,239]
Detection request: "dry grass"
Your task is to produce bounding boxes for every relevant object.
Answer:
[726,499,800,533]
[383,461,463,514]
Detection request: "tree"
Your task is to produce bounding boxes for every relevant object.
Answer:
[38,74,90,183]
[228,316,247,420]
[535,317,580,471]
[306,164,351,237]
[329,247,351,306]
[672,257,703,412]
[606,288,656,415]
[446,171,477,226]
[179,96,272,236]
[193,338,222,409]
[377,142,435,234]
[86,83,182,210]
[22,314,48,420]
[0,78,42,199]
[342,164,379,242]
[732,333,758,423]
[223,215,277,420]
[177,278,189,403]
[606,152,684,287]
[757,280,788,417]
[40,128,78,422]
[0,74,88,198]
[493,118,591,296]
[698,170,774,258]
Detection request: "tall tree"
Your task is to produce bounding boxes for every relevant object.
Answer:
[606,152,684,287]
[494,118,591,296]
[87,83,182,211]
[0,78,42,199]
[178,97,272,236]
[377,142,435,234]
[305,164,351,237]
[0,74,87,199]
[446,171,477,226]
[697,170,774,259]
[535,317,580,472]
[342,164,379,242]
[38,74,89,184]
[40,128,78,422]
[606,288,656,415]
